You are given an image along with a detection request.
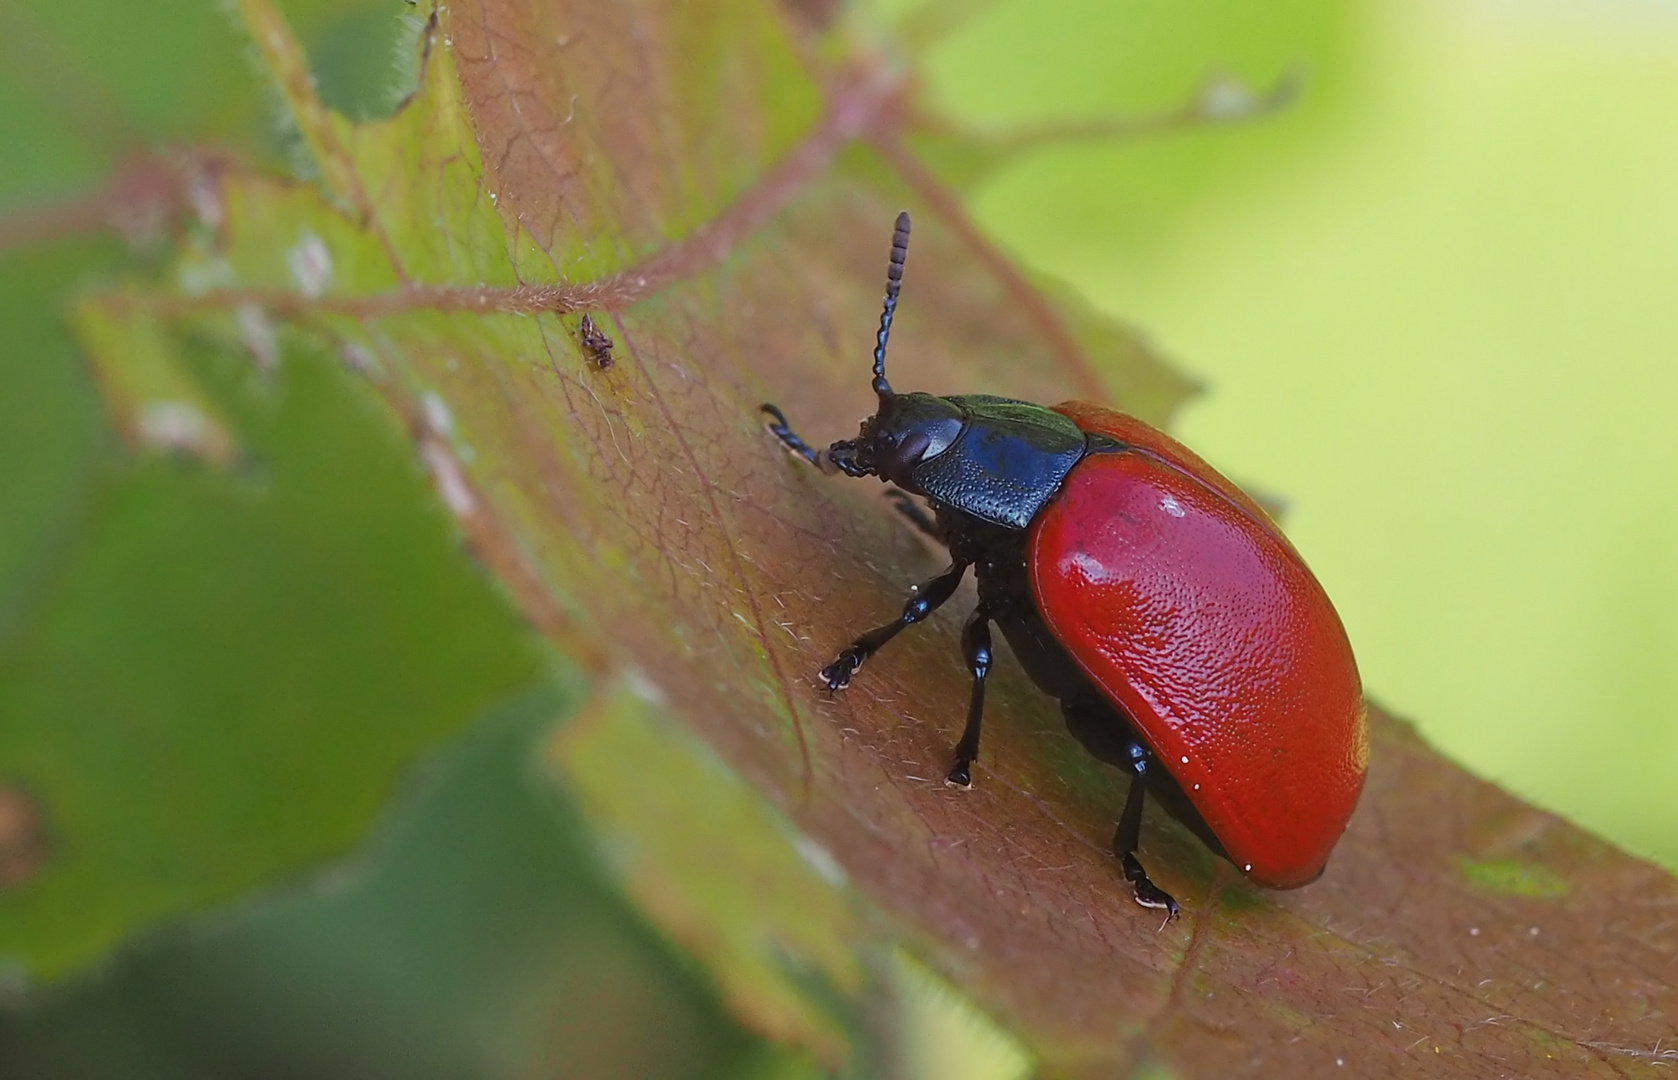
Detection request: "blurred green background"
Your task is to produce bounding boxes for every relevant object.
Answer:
[1,0,1674,1075]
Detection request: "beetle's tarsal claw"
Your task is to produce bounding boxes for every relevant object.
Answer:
[819,651,862,692]
[760,403,823,467]
[1122,852,1180,917]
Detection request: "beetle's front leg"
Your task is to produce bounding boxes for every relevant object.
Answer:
[761,404,823,466]
[820,561,969,692]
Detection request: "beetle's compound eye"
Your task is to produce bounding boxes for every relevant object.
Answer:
[912,415,963,462]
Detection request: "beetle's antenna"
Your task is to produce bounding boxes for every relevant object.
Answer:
[873,211,911,410]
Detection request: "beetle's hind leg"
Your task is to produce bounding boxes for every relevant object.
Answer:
[820,561,969,692]
[1058,696,1180,915]
[946,604,994,788]
[1114,740,1180,918]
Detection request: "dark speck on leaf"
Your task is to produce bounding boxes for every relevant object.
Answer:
[579,313,614,370]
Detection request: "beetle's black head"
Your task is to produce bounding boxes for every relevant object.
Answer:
[826,391,964,493]
[818,212,1090,530]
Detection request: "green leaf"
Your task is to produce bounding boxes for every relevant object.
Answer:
[0,243,107,639]
[0,323,541,977]
[1,684,812,1080]
[551,676,867,1066]
[73,299,237,462]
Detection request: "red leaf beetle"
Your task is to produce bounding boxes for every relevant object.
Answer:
[763,212,1368,914]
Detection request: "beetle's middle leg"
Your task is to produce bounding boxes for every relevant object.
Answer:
[884,489,944,542]
[820,561,969,692]
[946,603,994,788]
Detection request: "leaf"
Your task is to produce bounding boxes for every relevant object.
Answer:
[73,298,237,462]
[1,684,809,1079]
[0,241,107,639]
[66,0,1678,1075]
[551,676,866,1065]
[0,0,406,210]
[0,311,543,978]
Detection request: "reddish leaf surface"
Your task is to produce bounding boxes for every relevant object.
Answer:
[438,7,1678,1075]
[79,1,1678,1075]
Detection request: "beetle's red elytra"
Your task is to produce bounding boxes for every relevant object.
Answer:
[1033,402,1368,889]
[763,212,1367,914]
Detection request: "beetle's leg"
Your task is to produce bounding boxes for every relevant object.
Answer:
[821,561,969,692]
[945,605,993,788]
[884,489,944,542]
[761,404,821,466]
[1114,740,1180,918]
